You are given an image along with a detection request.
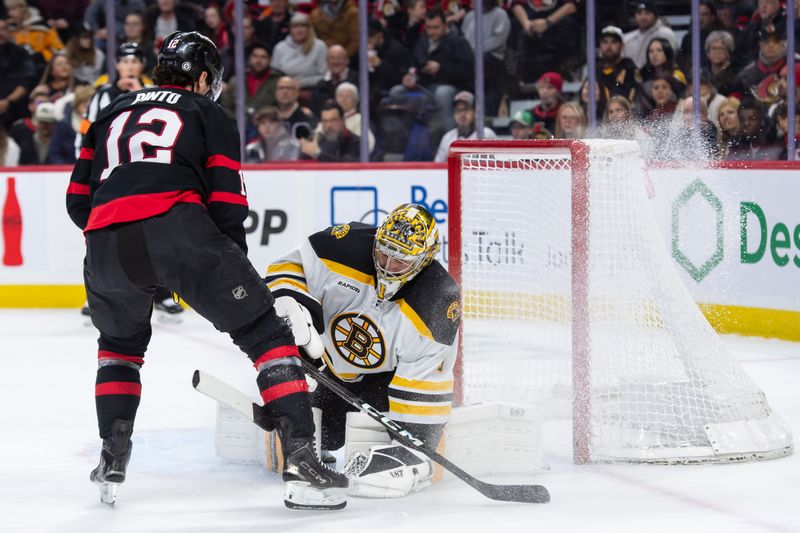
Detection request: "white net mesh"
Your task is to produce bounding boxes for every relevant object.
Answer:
[454,140,792,463]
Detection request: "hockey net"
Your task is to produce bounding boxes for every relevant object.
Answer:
[447,139,792,464]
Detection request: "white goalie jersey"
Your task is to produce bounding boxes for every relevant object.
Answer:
[265,222,461,428]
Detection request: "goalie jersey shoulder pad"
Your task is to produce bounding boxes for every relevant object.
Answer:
[309,222,377,279]
[396,260,460,347]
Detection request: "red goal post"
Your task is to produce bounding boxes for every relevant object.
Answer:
[448,140,591,463]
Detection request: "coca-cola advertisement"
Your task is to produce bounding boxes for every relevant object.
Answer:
[2,176,22,266]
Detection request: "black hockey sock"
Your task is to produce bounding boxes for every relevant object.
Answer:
[95,360,142,440]
[256,360,315,439]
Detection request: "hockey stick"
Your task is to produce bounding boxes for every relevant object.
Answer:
[299,360,550,504]
[192,368,550,503]
[192,370,274,430]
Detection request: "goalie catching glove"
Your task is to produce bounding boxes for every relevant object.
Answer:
[273,296,324,359]
[343,443,433,498]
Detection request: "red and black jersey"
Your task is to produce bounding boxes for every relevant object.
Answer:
[66,85,250,252]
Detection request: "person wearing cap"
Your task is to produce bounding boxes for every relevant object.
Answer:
[510,0,579,84]
[508,109,534,140]
[14,101,56,164]
[434,90,496,162]
[622,1,678,69]
[736,0,786,69]
[530,71,563,134]
[737,27,792,92]
[597,25,645,113]
[246,105,300,162]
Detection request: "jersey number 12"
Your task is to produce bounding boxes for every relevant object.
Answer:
[100,108,184,180]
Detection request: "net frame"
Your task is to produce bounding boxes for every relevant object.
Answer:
[447,139,792,465]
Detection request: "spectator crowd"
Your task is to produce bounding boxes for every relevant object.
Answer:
[1,0,799,165]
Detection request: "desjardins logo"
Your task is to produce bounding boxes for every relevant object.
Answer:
[671,179,723,282]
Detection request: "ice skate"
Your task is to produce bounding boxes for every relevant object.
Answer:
[90,419,133,506]
[282,437,349,510]
[154,297,183,324]
[275,417,347,510]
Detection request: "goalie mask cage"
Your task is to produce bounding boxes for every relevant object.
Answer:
[447,139,792,465]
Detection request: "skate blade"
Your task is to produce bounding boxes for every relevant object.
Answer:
[283,481,347,510]
[94,481,119,506]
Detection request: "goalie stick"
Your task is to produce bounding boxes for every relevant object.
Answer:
[192,367,550,504]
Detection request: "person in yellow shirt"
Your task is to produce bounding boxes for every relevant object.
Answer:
[4,0,64,63]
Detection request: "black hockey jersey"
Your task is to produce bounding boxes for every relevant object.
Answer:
[66,85,249,252]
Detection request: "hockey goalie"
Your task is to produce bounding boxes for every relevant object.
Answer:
[266,203,460,498]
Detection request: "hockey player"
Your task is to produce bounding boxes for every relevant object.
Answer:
[265,203,460,498]
[66,31,347,510]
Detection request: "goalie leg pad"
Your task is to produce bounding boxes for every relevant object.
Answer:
[345,410,392,459]
[343,444,433,498]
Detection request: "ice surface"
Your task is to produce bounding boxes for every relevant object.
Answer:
[1,310,798,533]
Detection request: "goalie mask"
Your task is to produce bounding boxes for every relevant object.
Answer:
[373,204,440,301]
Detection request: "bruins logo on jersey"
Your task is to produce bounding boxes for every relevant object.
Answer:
[446,301,460,322]
[330,312,385,369]
[331,224,350,239]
